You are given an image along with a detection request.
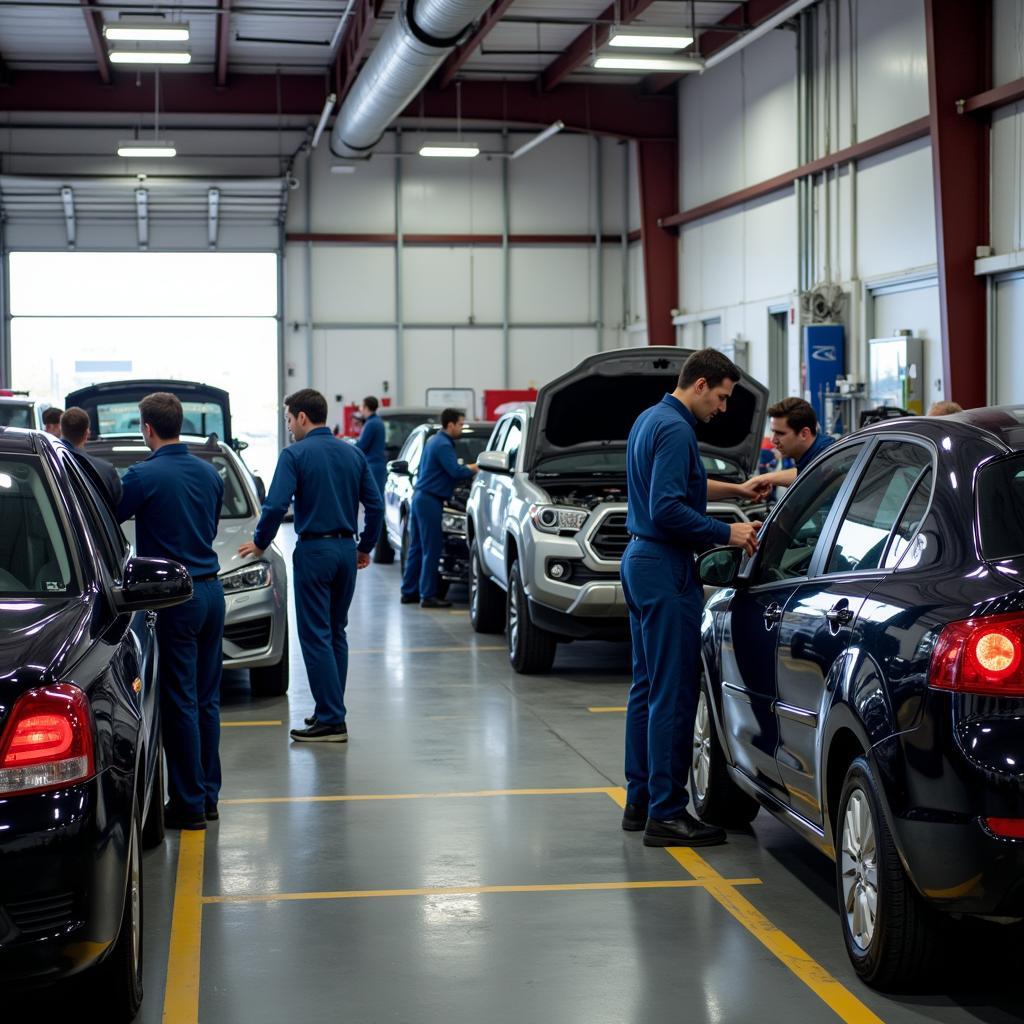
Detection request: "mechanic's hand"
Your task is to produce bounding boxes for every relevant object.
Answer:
[237,541,265,558]
[468,464,479,473]
[728,521,761,556]
[356,551,371,570]
[738,477,773,501]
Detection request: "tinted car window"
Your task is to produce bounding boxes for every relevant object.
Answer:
[405,434,425,473]
[0,456,76,595]
[977,454,1024,560]
[64,456,127,578]
[826,442,932,574]
[502,419,523,466]
[0,404,34,428]
[754,444,863,584]
[884,468,933,569]
[97,400,225,439]
[383,415,433,453]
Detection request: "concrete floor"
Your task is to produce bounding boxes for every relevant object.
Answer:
[24,524,1024,1023]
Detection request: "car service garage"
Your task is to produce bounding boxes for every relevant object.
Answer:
[1,1,1023,1021]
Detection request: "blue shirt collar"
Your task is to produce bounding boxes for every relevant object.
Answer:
[660,392,697,429]
[147,442,189,460]
[796,432,830,472]
[306,427,333,439]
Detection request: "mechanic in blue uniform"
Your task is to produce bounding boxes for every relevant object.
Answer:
[754,396,835,490]
[117,392,225,831]
[239,389,383,743]
[400,408,477,609]
[621,350,767,848]
[355,395,388,505]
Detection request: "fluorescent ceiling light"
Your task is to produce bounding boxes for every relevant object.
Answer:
[104,19,190,42]
[419,144,480,158]
[117,140,177,158]
[330,164,357,174]
[593,55,705,72]
[608,32,693,49]
[109,49,192,65]
[511,121,565,161]
[311,92,337,150]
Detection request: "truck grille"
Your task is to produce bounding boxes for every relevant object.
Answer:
[6,892,76,936]
[590,512,630,561]
[224,617,272,652]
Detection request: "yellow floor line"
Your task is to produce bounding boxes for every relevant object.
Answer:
[348,644,506,655]
[605,788,884,1024]
[588,706,627,713]
[220,786,617,806]
[221,720,283,727]
[162,829,206,1024]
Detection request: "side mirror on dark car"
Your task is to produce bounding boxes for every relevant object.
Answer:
[388,460,410,476]
[114,557,193,613]
[697,546,745,588]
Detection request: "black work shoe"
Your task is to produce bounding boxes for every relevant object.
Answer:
[205,804,219,822]
[164,804,207,831]
[400,594,420,604]
[421,596,452,608]
[290,722,348,743]
[643,811,726,848]
[621,803,648,832]
[304,715,317,727]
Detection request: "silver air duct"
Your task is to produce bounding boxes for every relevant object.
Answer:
[330,0,492,159]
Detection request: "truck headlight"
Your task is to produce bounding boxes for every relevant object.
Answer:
[530,505,589,534]
[221,561,272,593]
[441,512,467,535]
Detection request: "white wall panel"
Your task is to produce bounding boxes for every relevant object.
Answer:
[699,211,745,311]
[401,248,502,324]
[742,31,798,184]
[402,329,454,405]
[509,247,591,322]
[509,134,593,233]
[991,106,1024,255]
[995,274,1024,404]
[628,244,645,329]
[314,328,397,413]
[745,193,797,301]
[400,327,505,411]
[508,328,599,387]
[993,0,1024,87]
[870,282,943,407]
[402,156,503,234]
[600,137,629,236]
[312,246,396,323]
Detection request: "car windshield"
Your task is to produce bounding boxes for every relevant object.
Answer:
[977,454,1024,559]
[95,400,226,440]
[0,456,76,596]
[0,403,34,429]
[383,415,434,451]
[424,427,490,466]
[100,446,252,519]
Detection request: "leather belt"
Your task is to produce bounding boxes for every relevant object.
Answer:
[299,530,354,542]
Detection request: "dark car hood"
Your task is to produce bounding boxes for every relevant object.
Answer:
[525,348,769,477]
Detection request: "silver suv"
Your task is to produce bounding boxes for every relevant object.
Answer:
[466,348,768,673]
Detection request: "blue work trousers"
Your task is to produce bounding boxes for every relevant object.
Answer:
[293,537,357,725]
[620,539,703,821]
[156,579,226,817]
[401,493,443,600]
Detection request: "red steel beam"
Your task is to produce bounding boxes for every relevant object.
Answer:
[437,0,517,90]
[925,0,991,409]
[660,116,930,230]
[541,0,658,93]
[961,75,1024,117]
[335,0,385,104]
[636,139,678,345]
[287,232,631,245]
[79,0,111,85]
[215,0,232,88]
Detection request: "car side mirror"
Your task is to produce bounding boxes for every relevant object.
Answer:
[253,475,267,503]
[388,459,410,476]
[697,546,744,588]
[113,557,193,613]
[477,450,510,473]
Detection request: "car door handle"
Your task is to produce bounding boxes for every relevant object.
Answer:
[825,604,854,627]
[763,602,783,629]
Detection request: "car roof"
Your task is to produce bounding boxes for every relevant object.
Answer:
[854,406,1024,451]
[0,426,45,453]
[417,420,491,432]
[380,406,443,418]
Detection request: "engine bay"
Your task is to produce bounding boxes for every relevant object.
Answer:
[540,482,628,510]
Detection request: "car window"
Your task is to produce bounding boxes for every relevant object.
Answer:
[977,454,1024,559]
[64,455,128,579]
[96,399,225,439]
[0,404,34,428]
[884,468,934,569]
[406,433,425,473]
[502,418,523,467]
[753,444,863,585]
[826,442,932,575]
[487,419,510,454]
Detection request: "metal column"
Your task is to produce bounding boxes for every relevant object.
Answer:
[304,148,315,388]
[594,135,604,351]
[502,129,511,385]
[395,130,404,403]
[0,222,9,388]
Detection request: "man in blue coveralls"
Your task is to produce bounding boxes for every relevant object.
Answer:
[355,395,387,504]
[239,389,383,743]
[622,350,767,847]
[117,392,225,831]
[753,396,834,490]
[400,408,477,609]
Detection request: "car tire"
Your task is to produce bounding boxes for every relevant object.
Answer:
[507,559,556,674]
[250,628,290,698]
[374,529,395,564]
[470,545,505,634]
[690,680,759,828]
[141,740,165,849]
[836,756,937,989]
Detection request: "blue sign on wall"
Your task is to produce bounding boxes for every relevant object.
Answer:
[803,324,845,430]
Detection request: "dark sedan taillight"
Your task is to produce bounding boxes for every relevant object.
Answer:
[0,683,95,796]
[930,613,1024,697]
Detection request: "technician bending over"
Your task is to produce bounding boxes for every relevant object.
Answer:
[622,349,767,848]
[239,389,383,743]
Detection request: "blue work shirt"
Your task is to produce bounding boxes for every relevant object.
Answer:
[796,432,835,474]
[626,394,731,552]
[414,431,474,502]
[355,413,386,472]
[253,426,384,554]
[117,444,223,577]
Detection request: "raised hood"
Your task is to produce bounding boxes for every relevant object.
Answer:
[66,379,232,445]
[525,348,769,476]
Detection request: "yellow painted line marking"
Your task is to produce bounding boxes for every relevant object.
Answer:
[221,786,616,806]
[162,829,206,1024]
[604,788,884,1024]
[348,644,505,655]
[202,877,762,906]
[588,706,627,713]
[221,720,283,728]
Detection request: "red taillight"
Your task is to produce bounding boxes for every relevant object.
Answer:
[985,817,1024,839]
[0,684,95,796]
[930,614,1024,696]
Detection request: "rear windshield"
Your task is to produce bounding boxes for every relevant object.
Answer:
[0,403,34,428]
[383,415,433,451]
[96,400,225,440]
[977,454,1024,559]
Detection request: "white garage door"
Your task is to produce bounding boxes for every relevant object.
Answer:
[994,273,1024,406]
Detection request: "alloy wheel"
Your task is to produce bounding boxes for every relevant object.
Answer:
[841,788,879,951]
[692,691,712,802]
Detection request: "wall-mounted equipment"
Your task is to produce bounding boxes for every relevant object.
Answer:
[868,334,925,416]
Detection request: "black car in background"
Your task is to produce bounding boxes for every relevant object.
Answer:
[694,407,1024,988]
[0,428,191,1019]
[382,421,491,592]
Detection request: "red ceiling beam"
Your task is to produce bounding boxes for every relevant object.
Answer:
[960,76,1024,117]
[79,0,111,85]
[925,0,991,409]
[436,0,517,90]
[215,0,232,88]
[637,139,678,345]
[541,0,658,93]
[335,0,385,104]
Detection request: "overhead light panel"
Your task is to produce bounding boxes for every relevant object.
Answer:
[593,55,705,72]
[608,32,693,49]
[510,121,565,161]
[418,144,480,159]
[103,18,190,42]
[117,140,177,158]
[109,49,192,65]
[311,92,337,150]
[330,164,357,174]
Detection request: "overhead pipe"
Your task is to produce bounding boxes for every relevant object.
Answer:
[330,0,494,160]
[705,0,820,71]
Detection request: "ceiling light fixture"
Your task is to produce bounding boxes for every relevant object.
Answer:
[510,121,565,161]
[330,164,357,174]
[593,55,705,72]
[418,144,480,159]
[109,49,192,65]
[117,141,177,158]
[607,32,693,49]
[103,18,190,42]
[311,93,337,150]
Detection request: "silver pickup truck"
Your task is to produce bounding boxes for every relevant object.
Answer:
[466,348,769,673]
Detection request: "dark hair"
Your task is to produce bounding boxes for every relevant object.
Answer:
[440,408,465,429]
[42,406,63,427]
[285,388,328,425]
[60,407,90,446]
[139,392,183,440]
[362,395,379,413]
[768,396,818,435]
[679,349,742,390]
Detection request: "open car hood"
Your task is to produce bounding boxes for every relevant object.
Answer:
[66,379,232,445]
[525,348,769,476]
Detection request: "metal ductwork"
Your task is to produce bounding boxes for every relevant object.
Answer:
[330,0,492,159]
